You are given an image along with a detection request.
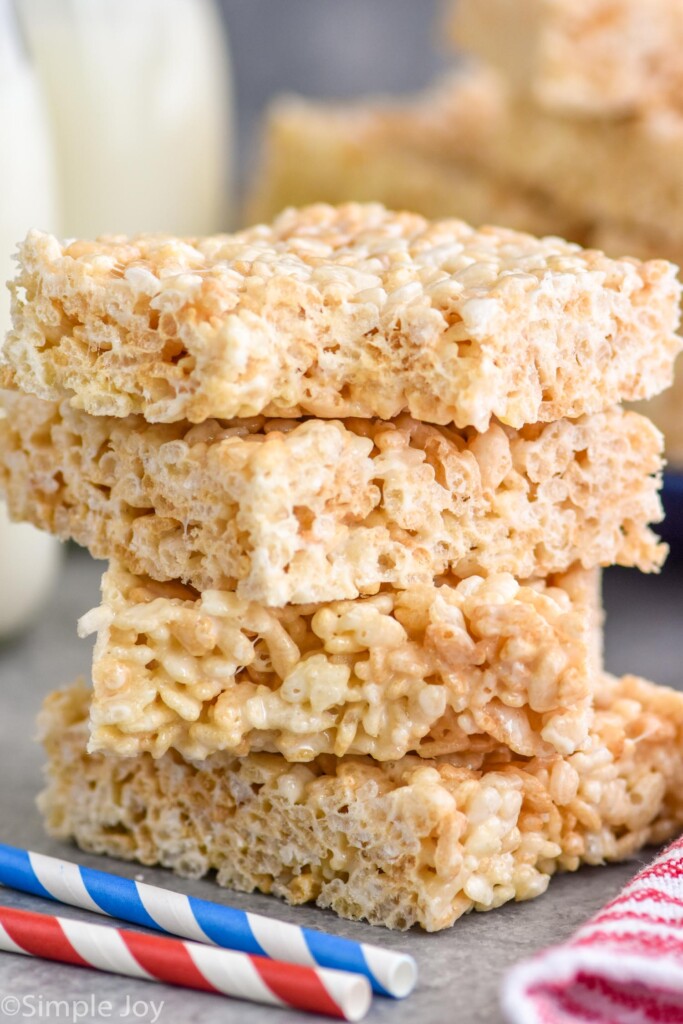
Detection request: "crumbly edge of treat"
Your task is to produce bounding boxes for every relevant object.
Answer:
[0,393,667,604]
[2,200,680,429]
[79,562,600,762]
[38,673,683,932]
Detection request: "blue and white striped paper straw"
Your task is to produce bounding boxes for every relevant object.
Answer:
[0,844,416,998]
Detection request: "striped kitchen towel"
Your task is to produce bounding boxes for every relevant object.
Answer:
[502,838,683,1023]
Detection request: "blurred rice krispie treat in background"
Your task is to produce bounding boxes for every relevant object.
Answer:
[448,0,683,116]
[246,72,581,238]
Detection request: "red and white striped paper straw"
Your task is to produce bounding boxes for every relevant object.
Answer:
[0,905,371,1021]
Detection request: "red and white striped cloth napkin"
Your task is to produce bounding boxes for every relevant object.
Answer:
[502,838,683,1024]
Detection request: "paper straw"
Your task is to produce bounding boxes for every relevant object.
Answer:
[0,904,371,1021]
[0,843,416,998]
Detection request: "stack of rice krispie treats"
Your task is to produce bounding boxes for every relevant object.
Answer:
[1,203,683,931]
[249,0,683,464]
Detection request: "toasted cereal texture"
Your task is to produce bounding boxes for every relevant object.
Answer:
[2,203,681,430]
[246,87,582,240]
[449,0,683,116]
[77,562,601,762]
[38,673,683,932]
[0,394,666,602]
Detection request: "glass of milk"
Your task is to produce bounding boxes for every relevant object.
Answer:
[0,0,61,640]
[18,0,233,237]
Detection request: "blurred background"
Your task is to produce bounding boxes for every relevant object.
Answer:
[224,0,450,180]
[0,0,680,683]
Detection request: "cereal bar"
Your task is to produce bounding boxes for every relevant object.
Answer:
[78,562,601,761]
[2,204,679,430]
[0,394,666,603]
[39,673,683,931]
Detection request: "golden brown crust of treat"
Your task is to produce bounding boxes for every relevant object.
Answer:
[38,673,683,932]
[0,394,667,602]
[449,0,683,117]
[3,203,680,430]
[78,563,600,762]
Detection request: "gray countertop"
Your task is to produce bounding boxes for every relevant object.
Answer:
[0,547,681,1024]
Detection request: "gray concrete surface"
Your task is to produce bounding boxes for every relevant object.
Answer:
[0,548,681,1024]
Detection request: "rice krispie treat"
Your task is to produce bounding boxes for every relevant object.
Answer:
[77,563,600,762]
[247,88,581,240]
[0,394,665,603]
[415,70,683,253]
[247,87,683,466]
[2,203,680,431]
[39,673,683,932]
[449,0,683,117]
